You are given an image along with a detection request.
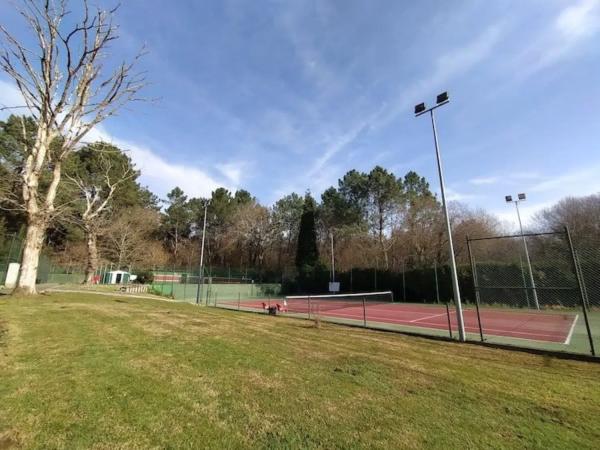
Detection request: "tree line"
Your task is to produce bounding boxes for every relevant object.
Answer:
[2,107,600,291]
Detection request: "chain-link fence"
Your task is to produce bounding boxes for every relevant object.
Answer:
[150,269,281,304]
[324,259,473,306]
[467,228,596,356]
[0,233,23,286]
[210,228,598,358]
[572,233,600,353]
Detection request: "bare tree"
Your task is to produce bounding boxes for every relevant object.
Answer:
[65,149,135,284]
[0,0,145,293]
[227,203,273,267]
[535,193,600,243]
[103,207,162,269]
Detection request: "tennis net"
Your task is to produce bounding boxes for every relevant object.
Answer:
[284,291,394,315]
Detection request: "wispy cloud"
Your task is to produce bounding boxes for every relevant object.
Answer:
[86,126,230,199]
[445,186,480,202]
[0,77,231,200]
[294,22,506,195]
[515,0,600,76]
[556,0,600,39]
[216,162,248,188]
[491,199,557,229]
[469,176,500,186]
[529,164,600,195]
[468,172,544,186]
[375,23,505,130]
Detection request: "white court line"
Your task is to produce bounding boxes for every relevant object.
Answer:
[326,309,570,341]
[564,314,579,345]
[409,313,447,323]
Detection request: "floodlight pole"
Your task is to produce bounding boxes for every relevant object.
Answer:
[195,200,209,305]
[415,95,466,341]
[330,231,335,283]
[511,198,539,309]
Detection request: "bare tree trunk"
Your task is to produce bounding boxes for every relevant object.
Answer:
[378,210,389,269]
[15,218,46,294]
[84,226,98,284]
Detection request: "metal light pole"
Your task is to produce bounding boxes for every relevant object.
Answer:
[195,200,209,305]
[330,231,335,283]
[415,92,466,341]
[505,194,539,309]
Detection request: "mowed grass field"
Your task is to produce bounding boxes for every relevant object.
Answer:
[1,293,600,449]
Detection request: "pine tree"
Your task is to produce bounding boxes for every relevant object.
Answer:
[295,193,319,276]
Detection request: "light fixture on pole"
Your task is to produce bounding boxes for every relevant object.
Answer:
[505,193,539,309]
[195,200,209,305]
[414,91,466,341]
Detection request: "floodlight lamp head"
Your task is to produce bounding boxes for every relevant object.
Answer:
[505,195,513,203]
[414,103,426,115]
[436,92,449,104]
[518,193,526,201]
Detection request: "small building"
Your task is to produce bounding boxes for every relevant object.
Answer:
[102,270,136,285]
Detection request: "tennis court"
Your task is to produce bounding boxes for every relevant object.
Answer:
[222,296,577,344]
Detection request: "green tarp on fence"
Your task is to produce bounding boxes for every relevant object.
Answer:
[151,282,281,303]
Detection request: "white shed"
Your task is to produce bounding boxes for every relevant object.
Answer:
[102,270,137,284]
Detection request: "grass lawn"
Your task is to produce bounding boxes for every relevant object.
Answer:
[1,293,600,449]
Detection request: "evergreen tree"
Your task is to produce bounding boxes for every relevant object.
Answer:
[161,187,193,260]
[295,193,319,278]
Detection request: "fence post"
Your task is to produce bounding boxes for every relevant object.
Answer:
[565,226,595,356]
[362,296,367,327]
[518,254,531,308]
[445,303,453,339]
[467,236,484,342]
[434,261,440,304]
[402,259,406,302]
[574,250,590,311]
[4,233,16,268]
[374,265,377,291]
[171,266,175,298]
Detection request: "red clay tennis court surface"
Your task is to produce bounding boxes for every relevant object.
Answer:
[226,299,577,344]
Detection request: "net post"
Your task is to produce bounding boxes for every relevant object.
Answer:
[307,295,311,320]
[565,226,595,356]
[445,303,453,339]
[467,236,484,342]
[362,296,367,327]
[238,293,241,310]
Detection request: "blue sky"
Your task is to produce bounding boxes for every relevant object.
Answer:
[1,0,600,227]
